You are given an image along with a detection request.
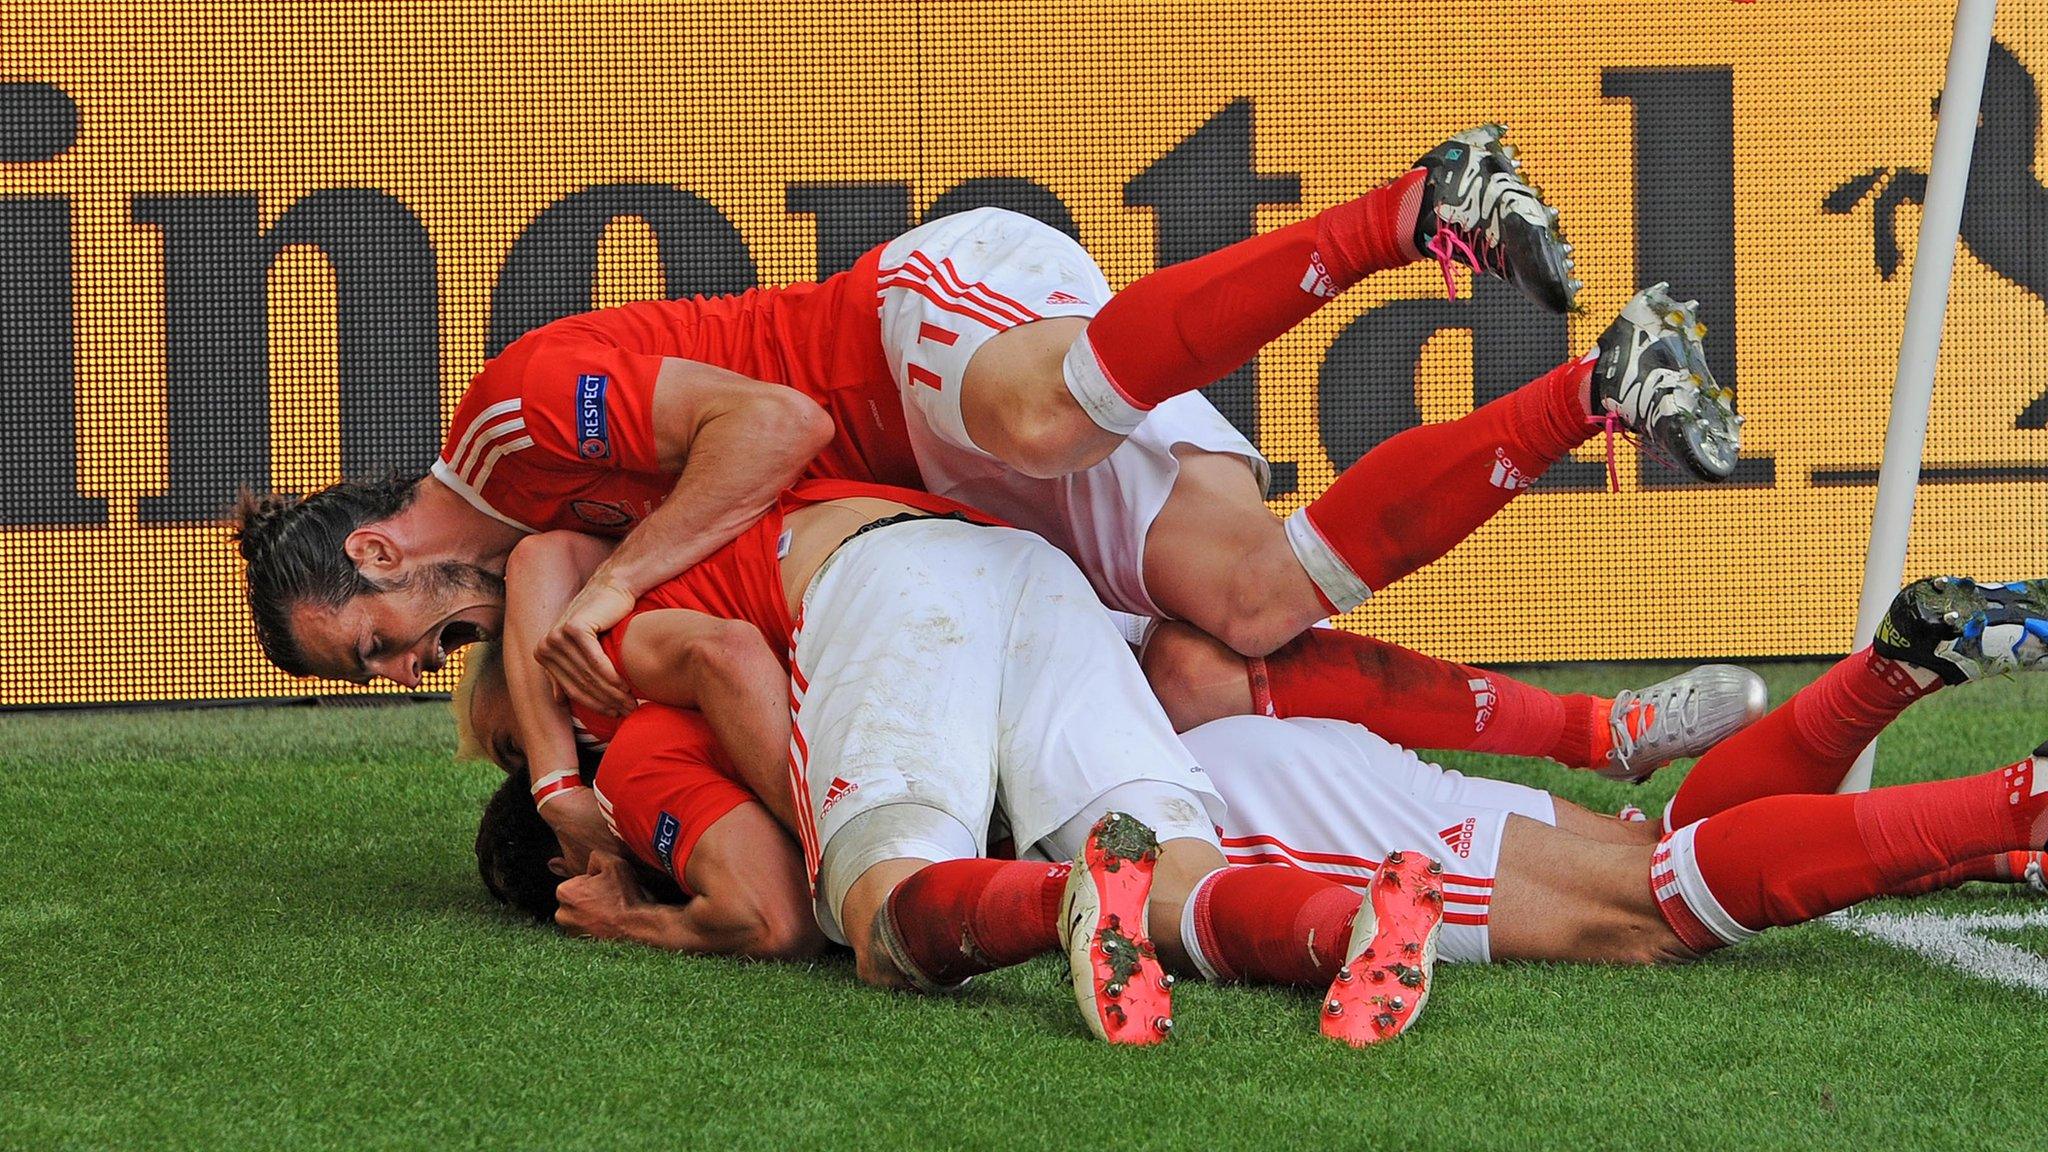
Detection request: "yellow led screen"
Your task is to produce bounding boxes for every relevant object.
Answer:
[3,1,2045,705]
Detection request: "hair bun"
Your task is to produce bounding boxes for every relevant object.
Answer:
[227,489,305,562]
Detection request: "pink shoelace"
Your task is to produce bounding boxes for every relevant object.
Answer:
[1424,227,1483,301]
[1586,407,1686,493]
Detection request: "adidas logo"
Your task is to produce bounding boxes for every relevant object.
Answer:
[1468,676,1497,732]
[1045,290,1087,306]
[1437,819,1476,859]
[822,775,860,814]
[1875,617,1907,648]
[1299,251,1338,298]
[1488,446,1533,490]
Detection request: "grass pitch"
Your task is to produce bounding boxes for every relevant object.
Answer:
[7,662,2047,1151]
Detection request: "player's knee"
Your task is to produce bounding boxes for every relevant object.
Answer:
[1141,622,1251,731]
[1192,533,1317,658]
[988,393,1111,478]
[1193,568,1306,660]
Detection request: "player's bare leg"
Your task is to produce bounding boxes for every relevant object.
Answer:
[959,317,1118,479]
[1486,817,1689,964]
[1488,745,2048,962]
[955,125,1578,481]
[840,857,940,991]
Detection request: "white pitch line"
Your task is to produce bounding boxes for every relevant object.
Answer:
[1830,907,2048,995]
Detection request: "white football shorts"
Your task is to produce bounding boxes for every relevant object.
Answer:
[789,517,1224,945]
[1180,715,1560,963]
[876,206,1269,617]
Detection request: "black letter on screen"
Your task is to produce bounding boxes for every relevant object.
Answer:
[1126,100,1301,495]
[1604,67,1773,486]
[134,190,440,522]
[0,82,105,526]
[487,184,757,357]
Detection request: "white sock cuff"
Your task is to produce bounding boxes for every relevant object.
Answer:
[1179,867,1232,983]
[1106,609,1160,652]
[1284,506,1373,614]
[1656,821,1761,948]
[1062,331,1150,437]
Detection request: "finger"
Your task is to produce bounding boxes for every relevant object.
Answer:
[544,638,606,705]
[571,633,633,715]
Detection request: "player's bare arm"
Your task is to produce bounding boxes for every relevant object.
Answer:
[502,531,628,868]
[555,820,821,962]
[611,609,800,832]
[539,358,834,712]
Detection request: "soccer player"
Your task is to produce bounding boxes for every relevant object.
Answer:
[486,475,1465,1046]
[235,124,1747,860]
[466,576,2048,1006]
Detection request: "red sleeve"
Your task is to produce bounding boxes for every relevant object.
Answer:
[442,326,667,481]
[593,704,752,897]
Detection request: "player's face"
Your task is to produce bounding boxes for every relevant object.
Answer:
[467,667,525,775]
[291,563,505,688]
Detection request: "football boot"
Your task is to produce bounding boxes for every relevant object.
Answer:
[1060,812,1175,1045]
[1320,850,1445,1047]
[2014,850,2048,894]
[1412,123,1579,312]
[1590,283,1743,482]
[1873,576,2048,684]
[1600,665,1771,783]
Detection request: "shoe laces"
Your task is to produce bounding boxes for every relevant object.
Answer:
[1424,223,1508,299]
[1609,680,1701,772]
[1585,405,1686,494]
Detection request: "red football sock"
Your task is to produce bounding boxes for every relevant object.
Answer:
[1255,629,1612,768]
[882,860,1069,985]
[1883,852,2029,897]
[1079,171,1424,414]
[1652,757,2048,952]
[1291,355,1595,603]
[1187,864,1364,985]
[1667,648,1939,828]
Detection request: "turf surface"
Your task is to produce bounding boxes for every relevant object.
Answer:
[7,662,2047,1151]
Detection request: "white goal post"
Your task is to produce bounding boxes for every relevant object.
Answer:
[1841,0,1999,792]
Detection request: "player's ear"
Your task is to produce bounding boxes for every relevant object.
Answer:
[344,526,404,576]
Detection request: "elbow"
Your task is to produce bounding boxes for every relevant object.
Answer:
[741,905,826,962]
[505,531,579,584]
[681,619,773,681]
[771,391,835,462]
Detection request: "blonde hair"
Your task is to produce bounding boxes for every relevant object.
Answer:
[451,641,505,764]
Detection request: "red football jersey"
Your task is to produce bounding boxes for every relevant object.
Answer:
[432,248,921,535]
[597,478,1002,682]
[580,478,1003,887]
[585,703,752,896]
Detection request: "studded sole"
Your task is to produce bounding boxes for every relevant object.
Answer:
[1320,851,1446,1048]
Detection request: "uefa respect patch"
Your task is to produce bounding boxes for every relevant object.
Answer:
[653,811,680,877]
[576,373,610,459]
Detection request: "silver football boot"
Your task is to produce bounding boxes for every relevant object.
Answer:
[1599,664,1770,783]
[1591,284,1743,482]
